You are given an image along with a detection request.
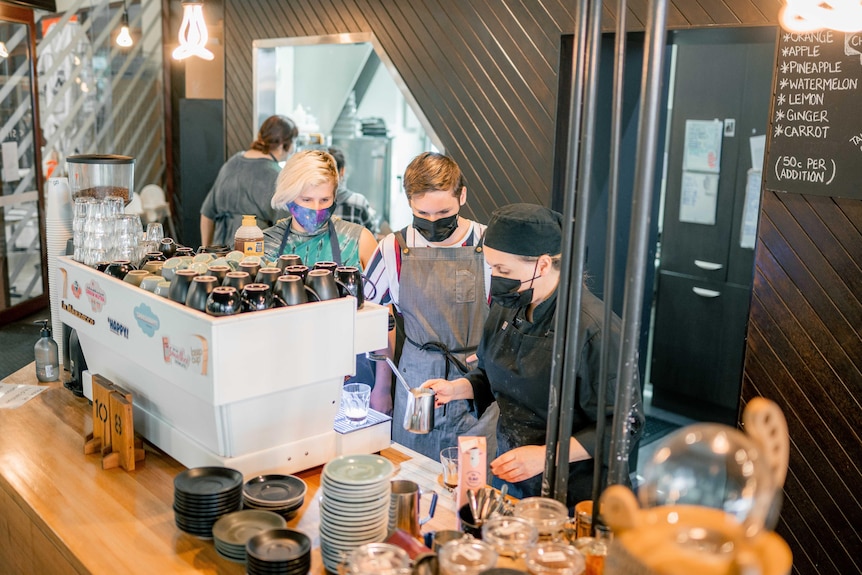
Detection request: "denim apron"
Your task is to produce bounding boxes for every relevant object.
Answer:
[391,231,499,461]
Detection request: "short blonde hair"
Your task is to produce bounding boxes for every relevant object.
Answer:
[271,149,339,208]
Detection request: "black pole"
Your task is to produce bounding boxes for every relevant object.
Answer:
[608,0,669,484]
[591,0,628,532]
[553,0,603,502]
[542,0,590,498]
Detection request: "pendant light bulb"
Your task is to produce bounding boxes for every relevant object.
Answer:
[172,1,214,61]
[780,0,862,33]
[116,2,133,48]
[117,15,133,47]
[0,42,8,59]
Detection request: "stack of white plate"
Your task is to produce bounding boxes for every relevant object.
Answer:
[44,177,73,359]
[319,454,395,572]
[211,509,286,563]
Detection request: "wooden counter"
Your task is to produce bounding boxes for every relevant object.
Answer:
[0,365,459,574]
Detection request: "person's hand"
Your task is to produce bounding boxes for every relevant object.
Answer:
[422,378,471,407]
[370,386,393,415]
[465,353,478,364]
[490,446,545,484]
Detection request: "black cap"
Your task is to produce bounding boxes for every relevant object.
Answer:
[483,203,563,256]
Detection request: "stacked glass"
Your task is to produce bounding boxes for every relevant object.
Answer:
[113,214,145,262]
[72,196,144,265]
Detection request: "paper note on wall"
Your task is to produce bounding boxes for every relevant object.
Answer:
[2,141,20,182]
[682,119,723,173]
[680,171,719,225]
[740,169,762,249]
[750,134,766,171]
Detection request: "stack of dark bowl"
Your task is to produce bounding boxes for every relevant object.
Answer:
[242,474,307,518]
[246,529,312,575]
[173,466,243,538]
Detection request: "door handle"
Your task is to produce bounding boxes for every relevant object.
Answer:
[692,287,721,298]
[694,259,723,271]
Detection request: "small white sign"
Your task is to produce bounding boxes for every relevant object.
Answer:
[0,383,48,409]
[680,171,719,225]
[683,119,723,173]
[740,169,762,249]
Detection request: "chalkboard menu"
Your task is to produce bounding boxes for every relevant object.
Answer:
[764,30,862,199]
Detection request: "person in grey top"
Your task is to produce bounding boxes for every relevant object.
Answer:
[199,115,298,247]
[327,146,381,235]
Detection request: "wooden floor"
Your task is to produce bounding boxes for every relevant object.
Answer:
[0,309,49,380]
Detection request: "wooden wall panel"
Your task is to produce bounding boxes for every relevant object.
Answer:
[223,0,779,222]
[743,191,862,575]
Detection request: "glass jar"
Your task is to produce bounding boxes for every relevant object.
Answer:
[525,542,586,575]
[347,543,411,575]
[482,516,539,559]
[439,538,498,575]
[513,497,570,541]
[572,526,611,575]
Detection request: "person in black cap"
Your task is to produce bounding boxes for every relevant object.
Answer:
[423,203,643,507]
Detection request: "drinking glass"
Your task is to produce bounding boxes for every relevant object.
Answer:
[341,383,371,426]
[440,446,460,492]
[146,222,165,243]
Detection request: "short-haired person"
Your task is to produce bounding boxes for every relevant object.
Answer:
[327,146,381,235]
[364,152,498,461]
[262,149,377,268]
[423,204,644,506]
[200,115,298,247]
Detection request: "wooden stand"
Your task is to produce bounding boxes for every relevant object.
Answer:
[84,374,145,471]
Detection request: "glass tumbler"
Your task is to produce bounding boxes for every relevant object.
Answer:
[341,383,371,426]
[440,446,460,492]
[146,222,165,243]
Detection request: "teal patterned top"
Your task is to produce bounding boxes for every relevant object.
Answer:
[262,216,364,269]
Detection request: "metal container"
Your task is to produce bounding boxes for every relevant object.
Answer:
[404,387,435,434]
[66,154,135,206]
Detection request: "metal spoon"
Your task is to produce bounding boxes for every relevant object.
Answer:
[467,488,480,525]
[492,484,508,516]
[366,351,412,394]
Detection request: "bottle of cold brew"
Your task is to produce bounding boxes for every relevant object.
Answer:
[234,215,264,257]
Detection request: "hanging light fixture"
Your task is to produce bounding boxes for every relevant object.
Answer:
[0,42,8,59]
[116,1,133,48]
[172,1,214,61]
[780,0,862,33]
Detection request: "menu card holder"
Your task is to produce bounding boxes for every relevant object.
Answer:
[83,374,145,471]
[102,391,145,471]
[84,374,115,455]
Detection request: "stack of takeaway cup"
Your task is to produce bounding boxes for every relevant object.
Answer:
[45,177,74,360]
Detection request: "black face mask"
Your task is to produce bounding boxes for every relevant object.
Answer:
[489,260,541,309]
[413,213,459,242]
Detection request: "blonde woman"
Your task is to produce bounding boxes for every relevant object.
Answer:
[263,149,377,269]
